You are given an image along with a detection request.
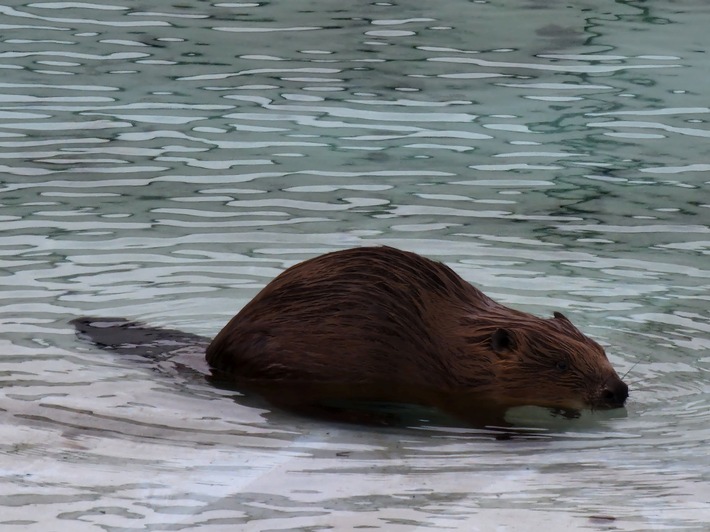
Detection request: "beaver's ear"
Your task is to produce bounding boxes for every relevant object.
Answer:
[491,328,516,354]
[552,311,584,337]
[553,311,570,322]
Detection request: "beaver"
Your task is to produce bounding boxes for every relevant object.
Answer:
[206,246,629,415]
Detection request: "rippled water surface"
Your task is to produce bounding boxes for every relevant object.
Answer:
[1,1,709,530]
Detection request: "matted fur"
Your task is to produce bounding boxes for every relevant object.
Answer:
[206,246,628,411]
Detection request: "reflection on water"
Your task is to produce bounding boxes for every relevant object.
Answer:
[1,0,708,530]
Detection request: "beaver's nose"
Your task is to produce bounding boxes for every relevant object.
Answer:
[601,378,629,407]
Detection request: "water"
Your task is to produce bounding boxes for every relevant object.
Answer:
[1,0,708,530]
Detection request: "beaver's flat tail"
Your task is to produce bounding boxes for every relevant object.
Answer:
[71,317,210,362]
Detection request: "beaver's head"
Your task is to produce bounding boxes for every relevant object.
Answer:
[473,311,629,411]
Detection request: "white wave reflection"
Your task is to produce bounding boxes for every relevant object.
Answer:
[1,51,149,60]
[214,26,323,33]
[0,5,171,27]
[1,119,131,131]
[372,18,436,25]
[0,82,118,91]
[640,164,710,174]
[468,163,561,171]
[226,107,477,123]
[429,56,681,73]
[562,224,710,235]
[346,97,472,107]
[452,179,554,187]
[225,197,388,210]
[587,120,710,139]
[588,107,710,117]
[24,3,128,11]
[482,123,533,132]
[179,67,340,82]
[629,313,710,335]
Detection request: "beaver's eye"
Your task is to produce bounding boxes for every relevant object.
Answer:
[556,360,569,371]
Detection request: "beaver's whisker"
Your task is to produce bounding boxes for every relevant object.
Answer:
[621,360,640,381]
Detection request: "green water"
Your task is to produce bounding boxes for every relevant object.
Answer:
[1,1,708,530]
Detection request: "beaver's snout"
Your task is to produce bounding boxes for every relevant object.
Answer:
[599,377,629,408]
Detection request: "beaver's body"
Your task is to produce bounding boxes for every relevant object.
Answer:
[206,246,628,412]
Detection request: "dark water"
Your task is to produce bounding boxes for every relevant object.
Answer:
[1,1,708,530]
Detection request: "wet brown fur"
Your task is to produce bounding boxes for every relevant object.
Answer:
[206,246,628,412]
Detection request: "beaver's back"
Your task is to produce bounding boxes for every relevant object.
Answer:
[205,246,491,389]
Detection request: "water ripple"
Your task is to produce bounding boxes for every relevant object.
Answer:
[1,0,708,530]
